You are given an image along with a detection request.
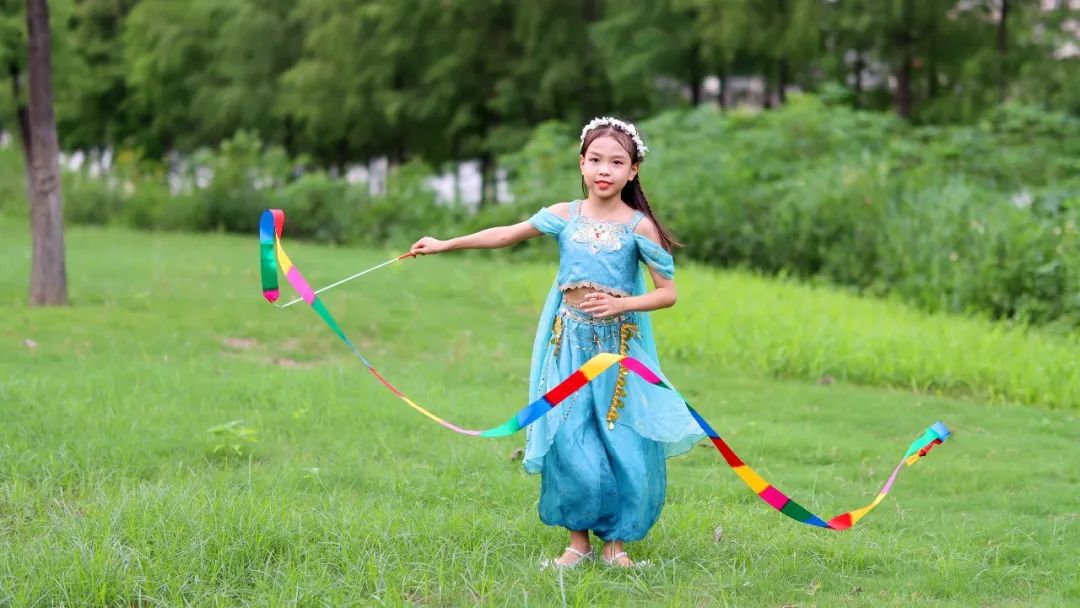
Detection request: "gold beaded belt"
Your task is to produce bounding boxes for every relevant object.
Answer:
[548,304,638,430]
[559,302,629,326]
[606,321,638,429]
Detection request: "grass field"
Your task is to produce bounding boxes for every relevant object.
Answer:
[1,219,1078,607]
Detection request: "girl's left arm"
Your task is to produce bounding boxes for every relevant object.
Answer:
[578,264,675,318]
[600,271,673,317]
[623,266,676,312]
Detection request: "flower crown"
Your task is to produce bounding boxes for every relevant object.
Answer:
[580,116,648,159]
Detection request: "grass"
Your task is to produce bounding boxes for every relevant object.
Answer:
[660,269,1080,410]
[1,218,1078,607]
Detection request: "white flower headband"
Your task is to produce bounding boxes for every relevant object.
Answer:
[580,116,648,159]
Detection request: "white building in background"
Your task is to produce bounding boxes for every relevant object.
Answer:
[344,157,513,207]
[423,160,513,207]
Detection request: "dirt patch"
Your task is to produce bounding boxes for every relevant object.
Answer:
[222,337,259,350]
[271,357,320,369]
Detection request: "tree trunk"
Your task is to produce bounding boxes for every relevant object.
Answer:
[479,152,495,208]
[453,162,462,206]
[774,0,788,107]
[688,73,702,106]
[763,70,774,109]
[10,62,35,198]
[926,53,939,101]
[687,42,703,105]
[777,57,789,105]
[896,53,913,119]
[395,135,406,166]
[894,0,915,119]
[718,70,727,109]
[853,50,865,107]
[26,0,67,306]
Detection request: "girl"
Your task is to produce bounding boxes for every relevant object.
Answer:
[410,117,703,569]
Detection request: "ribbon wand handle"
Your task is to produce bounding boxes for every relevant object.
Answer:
[278,252,415,308]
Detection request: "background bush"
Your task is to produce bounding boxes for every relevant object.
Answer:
[3,97,1078,330]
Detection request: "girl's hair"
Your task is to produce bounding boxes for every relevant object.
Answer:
[579,126,681,251]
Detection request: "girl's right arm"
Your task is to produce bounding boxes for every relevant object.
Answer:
[410,220,541,256]
[410,202,570,256]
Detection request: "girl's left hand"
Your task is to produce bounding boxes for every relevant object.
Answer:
[578,292,626,318]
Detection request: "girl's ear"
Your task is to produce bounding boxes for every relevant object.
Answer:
[579,154,586,172]
[629,163,640,181]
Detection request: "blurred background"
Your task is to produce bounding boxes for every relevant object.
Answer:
[2,0,1079,329]
[2,0,1080,330]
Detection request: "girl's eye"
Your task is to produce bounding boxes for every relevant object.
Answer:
[589,158,599,163]
[614,160,623,165]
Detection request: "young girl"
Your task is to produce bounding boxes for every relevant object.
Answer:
[410,117,703,569]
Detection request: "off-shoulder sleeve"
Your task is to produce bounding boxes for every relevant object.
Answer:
[528,207,567,238]
[635,234,674,279]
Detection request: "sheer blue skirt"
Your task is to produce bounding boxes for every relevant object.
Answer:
[523,302,704,541]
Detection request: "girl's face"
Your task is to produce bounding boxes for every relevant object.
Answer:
[579,135,639,199]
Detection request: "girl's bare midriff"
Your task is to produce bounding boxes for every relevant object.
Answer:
[561,286,623,307]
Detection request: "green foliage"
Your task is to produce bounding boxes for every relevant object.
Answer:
[189,131,292,233]
[0,145,26,218]
[5,98,1078,329]
[660,266,1080,411]
[504,97,1080,328]
[4,0,1080,168]
[36,130,460,247]
[120,0,219,156]
[208,419,258,458]
[61,169,118,225]
[270,172,353,243]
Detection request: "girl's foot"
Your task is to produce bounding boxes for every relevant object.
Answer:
[602,549,651,569]
[540,546,593,570]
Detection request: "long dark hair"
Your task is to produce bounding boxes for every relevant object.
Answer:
[579,126,681,251]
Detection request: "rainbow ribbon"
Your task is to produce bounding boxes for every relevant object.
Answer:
[260,209,951,529]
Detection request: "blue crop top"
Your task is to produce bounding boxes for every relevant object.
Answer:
[528,200,675,297]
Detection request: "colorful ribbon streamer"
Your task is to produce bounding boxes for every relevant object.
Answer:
[260,209,951,530]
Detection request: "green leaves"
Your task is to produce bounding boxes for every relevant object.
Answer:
[506,98,1080,329]
[208,419,258,458]
[3,0,1077,160]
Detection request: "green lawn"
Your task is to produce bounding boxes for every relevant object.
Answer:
[1,219,1077,607]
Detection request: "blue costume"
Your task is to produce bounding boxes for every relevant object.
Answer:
[524,200,704,541]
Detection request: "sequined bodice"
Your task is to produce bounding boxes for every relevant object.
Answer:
[555,200,645,297]
[571,215,629,255]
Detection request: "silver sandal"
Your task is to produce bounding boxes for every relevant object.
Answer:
[603,551,651,569]
[540,546,594,570]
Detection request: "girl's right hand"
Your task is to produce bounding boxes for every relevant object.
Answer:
[410,236,449,256]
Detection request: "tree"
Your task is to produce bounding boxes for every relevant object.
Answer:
[484,0,613,163]
[25,0,67,305]
[681,0,822,109]
[822,0,972,121]
[199,0,299,150]
[57,0,140,150]
[682,0,753,108]
[414,0,516,206]
[121,0,221,156]
[281,0,413,168]
[1,0,32,194]
[1012,1,1080,116]
[591,0,701,113]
